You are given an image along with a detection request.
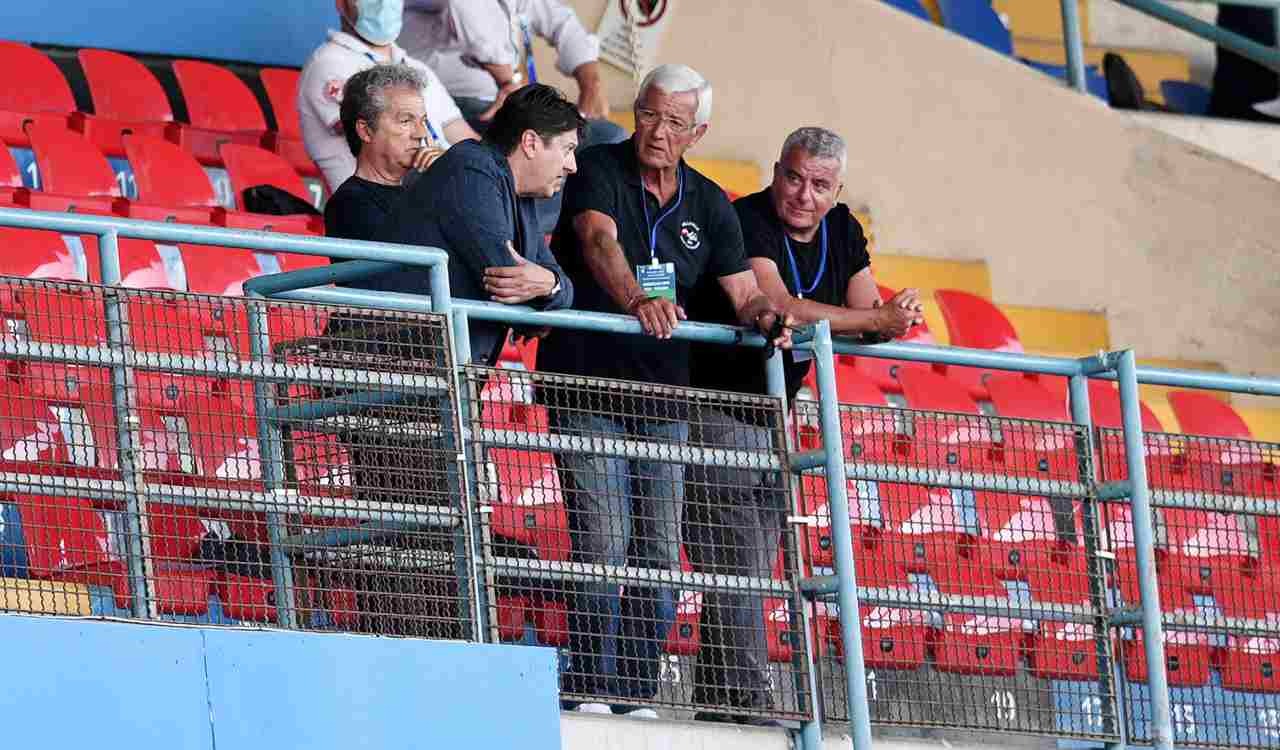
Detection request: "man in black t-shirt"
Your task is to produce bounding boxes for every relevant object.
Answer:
[536,64,788,716]
[324,64,446,242]
[685,127,921,724]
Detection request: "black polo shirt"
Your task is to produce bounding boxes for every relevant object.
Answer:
[688,188,870,403]
[536,138,749,388]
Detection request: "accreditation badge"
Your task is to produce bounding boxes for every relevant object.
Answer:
[636,261,677,301]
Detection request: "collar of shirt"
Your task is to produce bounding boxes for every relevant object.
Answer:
[326,29,409,64]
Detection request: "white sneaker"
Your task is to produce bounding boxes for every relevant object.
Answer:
[624,708,659,719]
[574,702,612,715]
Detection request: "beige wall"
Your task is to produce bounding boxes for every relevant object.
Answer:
[535,0,1280,380]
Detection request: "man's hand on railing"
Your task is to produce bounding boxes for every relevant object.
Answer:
[484,241,559,304]
[627,294,686,339]
[868,290,922,340]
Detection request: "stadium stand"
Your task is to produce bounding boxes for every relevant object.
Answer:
[74,48,177,158]
[170,60,269,167]
[0,41,77,152]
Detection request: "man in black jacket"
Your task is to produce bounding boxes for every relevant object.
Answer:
[372,83,578,364]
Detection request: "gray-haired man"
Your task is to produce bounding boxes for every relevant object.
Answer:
[685,127,921,725]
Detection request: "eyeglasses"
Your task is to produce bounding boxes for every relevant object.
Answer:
[634,108,696,134]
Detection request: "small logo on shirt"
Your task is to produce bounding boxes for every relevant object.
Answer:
[679,221,701,250]
[324,79,345,102]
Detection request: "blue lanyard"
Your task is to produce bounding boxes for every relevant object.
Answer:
[519,18,539,83]
[640,167,684,264]
[782,217,828,299]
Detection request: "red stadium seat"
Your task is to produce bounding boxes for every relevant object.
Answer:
[178,244,265,297]
[817,602,929,670]
[214,572,277,622]
[897,368,1000,472]
[931,614,1026,676]
[486,447,570,561]
[258,67,319,178]
[0,144,27,205]
[0,381,71,471]
[218,143,323,234]
[1219,635,1280,693]
[1167,392,1276,496]
[1168,390,1252,439]
[984,374,1079,478]
[877,483,980,584]
[0,41,76,149]
[0,227,90,282]
[531,597,569,646]
[665,551,703,655]
[1029,622,1099,681]
[852,285,936,393]
[495,595,528,641]
[73,49,175,158]
[798,362,910,463]
[25,123,122,215]
[765,597,794,663]
[933,289,1025,400]
[170,60,269,167]
[973,492,1091,604]
[124,134,314,232]
[798,474,904,585]
[1123,625,1213,687]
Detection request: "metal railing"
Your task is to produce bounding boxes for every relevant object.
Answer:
[2,207,1280,749]
[1057,0,1280,94]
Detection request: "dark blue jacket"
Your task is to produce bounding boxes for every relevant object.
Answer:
[371,139,573,364]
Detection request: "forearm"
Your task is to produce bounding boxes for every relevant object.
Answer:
[774,295,884,335]
[583,229,646,311]
[481,61,518,86]
[573,61,602,94]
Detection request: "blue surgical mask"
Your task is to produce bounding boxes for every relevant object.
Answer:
[348,0,404,46]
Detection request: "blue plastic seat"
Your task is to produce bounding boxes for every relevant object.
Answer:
[1161,80,1212,115]
[938,0,1014,55]
[882,0,932,21]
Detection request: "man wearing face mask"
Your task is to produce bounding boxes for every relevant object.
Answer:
[299,0,482,193]
[683,127,921,725]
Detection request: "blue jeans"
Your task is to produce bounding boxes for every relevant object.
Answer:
[454,96,629,234]
[551,411,688,700]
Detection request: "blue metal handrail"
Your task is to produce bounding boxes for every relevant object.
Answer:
[5,207,1280,750]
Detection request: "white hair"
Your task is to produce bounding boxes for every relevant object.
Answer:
[635,64,713,126]
[781,126,848,175]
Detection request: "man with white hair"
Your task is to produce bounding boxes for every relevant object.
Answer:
[536,63,790,717]
[685,126,922,724]
[299,0,482,192]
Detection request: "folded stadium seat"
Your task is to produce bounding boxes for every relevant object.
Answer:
[797,473,904,583]
[530,596,569,647]
[877,482,982,584]
[1219,634,1280,694]
[258,67,320,178]
[177,243,266,297]
[16,495,213,615]
[170,60,270,168]
[22,123,130,216]
[217,143,323,235]
[124,135,311,231]
[72,49,177,158]
[983,374,1080,479]
[0,41,77,151]
[10,285,109,347]
[930,613,1027,676]
[1029,621,1101,681]
[933,289,1027,401]
[665,550,703,655]
[485,447,570,562]
[1168,391,1277,498]
[852,285,936,394]
[797,360,911,462]
[479,372,549,433]
[973,491,1092,604]
[493,595,529,641]
[896,368,1001,473]
[0,226,93,282]
[816,601,930,670]
[213,571,277,622]
[1122,617,1213,687]
[765,597,795,663]
[0,379,71,473]
[1169,390,1252,440]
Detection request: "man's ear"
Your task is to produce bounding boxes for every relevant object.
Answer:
[687,122,708,149]
[355,118,375,144]
[519,129,541,159]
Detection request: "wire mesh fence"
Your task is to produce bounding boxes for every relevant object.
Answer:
[798,399,1118,740]
[1101,426,1280,748]
[465,365,811,722]
[0,277,470,638]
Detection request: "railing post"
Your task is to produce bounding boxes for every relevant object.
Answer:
[1060,0,1089,92]
[766,349,825,750]
[98,229,153,619]
[1068,375,1123,742]
[245,293,298,628]
[1115,351,1174,750]
[812,320,873,749]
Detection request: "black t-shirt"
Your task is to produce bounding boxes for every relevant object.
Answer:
[323,176,404,241]
[688,188,870,403]
[536,138,749,389]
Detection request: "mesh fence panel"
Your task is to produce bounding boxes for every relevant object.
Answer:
[466,366,811,721]
[798,399,1118,740]
[0,277,470,638]
[1101,427,1280,748]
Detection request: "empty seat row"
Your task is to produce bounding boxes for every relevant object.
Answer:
[0,41,313,177]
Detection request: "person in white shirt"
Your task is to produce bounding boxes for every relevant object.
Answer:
[400,0,625,149]
[299,0,482,193]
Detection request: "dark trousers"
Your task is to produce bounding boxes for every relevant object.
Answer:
[685,407,786,709]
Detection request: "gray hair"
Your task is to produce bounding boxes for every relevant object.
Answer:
[780,126,848,175]
[635,63,713,127]
[340,63,427,157]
